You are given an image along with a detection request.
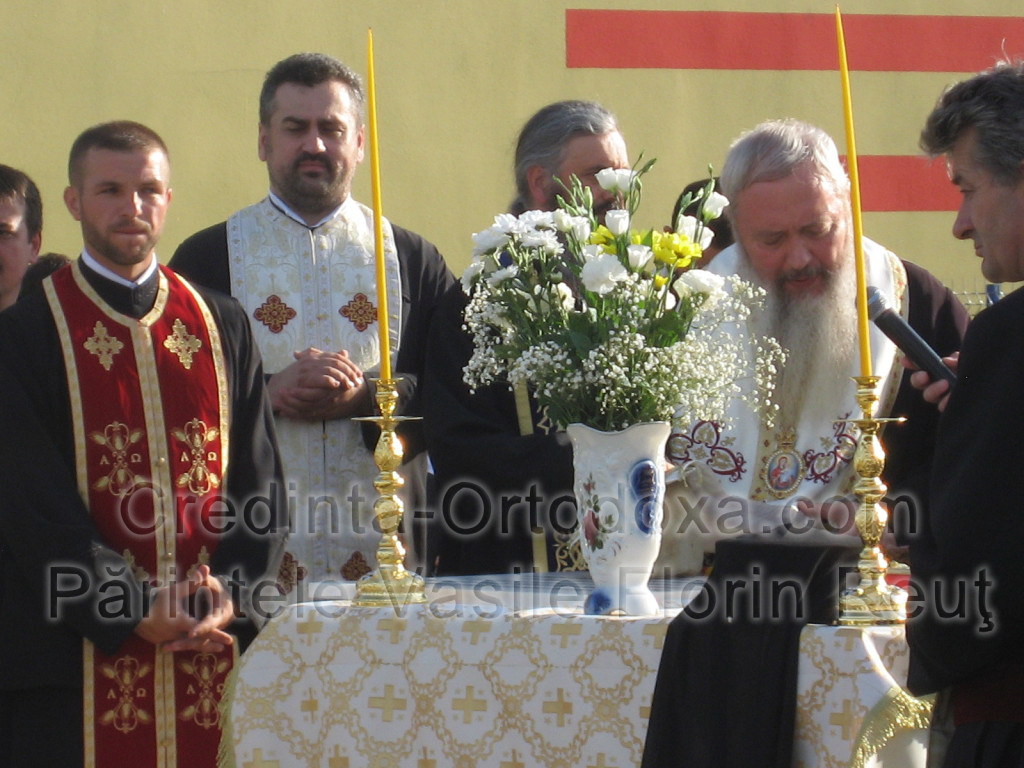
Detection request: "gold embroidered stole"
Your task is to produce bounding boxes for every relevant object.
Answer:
[46,262,233,768]
[669,240,908,504]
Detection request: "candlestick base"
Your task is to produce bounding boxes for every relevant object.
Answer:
[353,377,427,607]
[838,376,907,626]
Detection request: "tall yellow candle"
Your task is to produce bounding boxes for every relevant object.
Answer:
[367,28,392,381]
[835,7,872,379]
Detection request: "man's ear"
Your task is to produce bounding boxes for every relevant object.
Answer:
[63,186,82,222]
[526,164,552,210]
[258,123,269,162]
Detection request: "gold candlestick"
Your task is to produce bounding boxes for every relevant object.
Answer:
[353,377,426,606]
[838,376,907,625]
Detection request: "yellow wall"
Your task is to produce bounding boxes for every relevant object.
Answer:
[4,0,1020,292]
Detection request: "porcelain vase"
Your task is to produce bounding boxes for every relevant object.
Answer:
[567,421,670,615]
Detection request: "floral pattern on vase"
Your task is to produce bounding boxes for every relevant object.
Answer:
[568,421,670,615]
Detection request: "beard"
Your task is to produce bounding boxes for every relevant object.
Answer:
[736,244,859,428]
[274,152,351,217]
[82,216,158,268]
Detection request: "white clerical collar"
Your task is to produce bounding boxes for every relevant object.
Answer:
[80,249,159,289]
[268,190,351,229]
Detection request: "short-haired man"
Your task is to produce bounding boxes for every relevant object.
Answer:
[0,164,42,311]
[171,53,455,586]
[642,119,968,768]
[0,121,286,767]
[423,100,629,575]
[908,60,1024,767]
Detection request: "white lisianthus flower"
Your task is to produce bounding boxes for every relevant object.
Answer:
[461,259,485,293]
[662,285,678,311]
[675,214,714,251]
[703,191,729,220]
[570,217,591,242]
[676,269,726,308]
[488,264,519,286]
[605,209,630,237]
[553,209,575,232]
[537,281,575,315]
[555,210,592,242]
[580,250,628,295]
[675,214,700,242]
[582,243,605,260]
[596,167,636,194]
[627,243,654,272]
[553,281,574,312]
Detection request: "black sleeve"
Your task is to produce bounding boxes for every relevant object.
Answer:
[424,285,574,490]
[362,224,456,460]
[169,223,231,294]
[907,289,1024,693]
[193,289,288,649]
[882,261,970,544]
[0,297,144,656]
[421,284,575,573]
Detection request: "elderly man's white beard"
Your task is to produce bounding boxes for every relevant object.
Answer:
[736,247,859,428]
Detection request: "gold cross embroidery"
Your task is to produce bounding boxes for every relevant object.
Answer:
[84,321,124,371]
[163,318,202,369]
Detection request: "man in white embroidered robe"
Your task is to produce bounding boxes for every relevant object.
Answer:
[657,120,968,575]
[171,53,454,585]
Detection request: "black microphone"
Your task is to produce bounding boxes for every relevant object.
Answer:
[867,286,956,387]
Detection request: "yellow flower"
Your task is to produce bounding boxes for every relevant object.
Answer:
[589,225,614,246]
[650,230,702,269]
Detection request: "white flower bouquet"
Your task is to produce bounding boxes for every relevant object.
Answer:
[461,162,780,432]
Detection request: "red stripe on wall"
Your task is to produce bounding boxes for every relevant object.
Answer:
[566,10,1024,72]
[851,155,958,212]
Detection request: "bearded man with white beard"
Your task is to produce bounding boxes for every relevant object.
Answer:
[657,118,969,575]
[641,120,969,768]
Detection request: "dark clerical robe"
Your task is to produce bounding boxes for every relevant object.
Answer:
[908,285,1024,766]
[0,260,286,768]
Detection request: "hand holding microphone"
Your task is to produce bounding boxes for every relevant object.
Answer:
[867,287,957,387]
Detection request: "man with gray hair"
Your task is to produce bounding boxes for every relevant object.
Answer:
[423,100,628,575]
[907,60,1024,767]
[508,99,627,218]
[660,118,967,570]
[171,53,455,587]
[643,118,967,768]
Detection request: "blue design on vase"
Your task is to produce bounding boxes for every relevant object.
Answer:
[629,459,659,535]
[584,588,614,615]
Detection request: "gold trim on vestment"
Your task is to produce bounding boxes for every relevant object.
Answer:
[179,276,231,481]
[849,686,934,768]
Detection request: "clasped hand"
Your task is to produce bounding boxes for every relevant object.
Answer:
[268,347,371,420]
[133,564,235,653]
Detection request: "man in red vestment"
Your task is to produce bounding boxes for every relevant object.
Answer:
[0,121,287,768]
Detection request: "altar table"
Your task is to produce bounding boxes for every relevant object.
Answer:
[226,574,931,767]
[794,625,932,768]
